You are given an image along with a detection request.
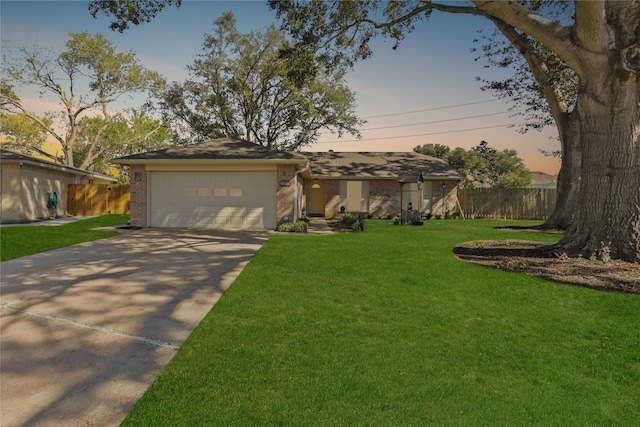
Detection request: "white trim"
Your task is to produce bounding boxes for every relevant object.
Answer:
[144,164,277,172]
[111,158,304,166]
[1,158,117,182]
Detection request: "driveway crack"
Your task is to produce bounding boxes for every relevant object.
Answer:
[1,304,180,350]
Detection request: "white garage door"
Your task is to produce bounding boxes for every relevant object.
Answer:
[150,171,277,229]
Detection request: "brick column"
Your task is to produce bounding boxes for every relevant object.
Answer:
[276,164,295,221]
[129,165,147,227]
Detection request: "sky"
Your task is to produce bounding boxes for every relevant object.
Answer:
[1,0,561,174]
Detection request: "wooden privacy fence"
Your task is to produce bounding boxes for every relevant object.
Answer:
[458,188,556,220]
[67,184,130,216]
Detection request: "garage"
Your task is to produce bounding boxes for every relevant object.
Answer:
[150,170,277,229]
[111,137,310,230]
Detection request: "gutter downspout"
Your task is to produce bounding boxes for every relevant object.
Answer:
[294,162,310,220]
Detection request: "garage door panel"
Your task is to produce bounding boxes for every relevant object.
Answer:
[150,171,276,230]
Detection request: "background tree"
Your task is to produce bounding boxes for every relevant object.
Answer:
[1,112,52,157]
[162,12,363,151]
[268,0,639,262]
[74,108,174,175]
[1,32,170,173]
[415,141,531,189]
[0,82,55,159]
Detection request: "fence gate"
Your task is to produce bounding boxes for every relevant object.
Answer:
[67,184,130,216]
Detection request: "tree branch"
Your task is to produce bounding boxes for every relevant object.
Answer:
[489,17,569,120]
[575,1,607,52]
[471,1,584,77]
[431,2,487,17]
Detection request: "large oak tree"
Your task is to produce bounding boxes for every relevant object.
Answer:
[471,2,580,230]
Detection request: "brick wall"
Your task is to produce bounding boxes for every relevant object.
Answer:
[369,180,401,218]
[129,165,147,227]
[325,179,341,218]
[276,164,295,222]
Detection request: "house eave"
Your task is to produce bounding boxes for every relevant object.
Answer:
[2,157,117,182]
[305,173,463,181]
[110,158,306,166]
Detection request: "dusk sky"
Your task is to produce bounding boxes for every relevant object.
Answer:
[2,0,561,174]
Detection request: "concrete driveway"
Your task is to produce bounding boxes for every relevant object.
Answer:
[0,228,270,426]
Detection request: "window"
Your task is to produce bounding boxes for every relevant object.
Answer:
[340,181,369,211]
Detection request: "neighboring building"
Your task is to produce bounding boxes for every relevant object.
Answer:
[111,137,462,230]
[1,149,117,223]
[529,171,558,189]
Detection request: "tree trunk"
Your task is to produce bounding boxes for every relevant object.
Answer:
[538,111,581,230]
[558,61,640,262]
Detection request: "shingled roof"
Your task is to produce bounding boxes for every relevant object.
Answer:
[111,137,307,163]
[110,137,461,181]
[304,151,461,180]
[1,149,117,182]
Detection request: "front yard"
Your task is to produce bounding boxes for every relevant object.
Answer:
[122,219,640,426]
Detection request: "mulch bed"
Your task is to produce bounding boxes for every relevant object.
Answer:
[454,240,640,294]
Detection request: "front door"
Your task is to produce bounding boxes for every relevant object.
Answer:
[307,181,325,216]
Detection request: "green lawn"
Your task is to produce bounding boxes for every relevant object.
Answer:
[122,219,639,426]
[0,214,129,261]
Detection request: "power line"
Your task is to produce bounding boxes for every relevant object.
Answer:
[362,99,501,119]
[360,109,523,132]
[315,123,523,144]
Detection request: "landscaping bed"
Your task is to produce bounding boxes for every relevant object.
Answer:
[454,240,640,294]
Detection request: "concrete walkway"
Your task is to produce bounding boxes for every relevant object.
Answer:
[0,228,270,426]
[0,215,97,227]
[307,217,334,234]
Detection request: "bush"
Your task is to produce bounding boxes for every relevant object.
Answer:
[338,212,365,232]
[392,211,424,226]
[276,220,308,232]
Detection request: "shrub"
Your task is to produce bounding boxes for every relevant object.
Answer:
[276,220,308,232]
[392,217,404,226]
[337,212,365,232]
[392,211,424,226]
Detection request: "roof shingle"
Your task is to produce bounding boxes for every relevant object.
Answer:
[112,137,307,162]
[110,137,461,180]
[304,151,461,179]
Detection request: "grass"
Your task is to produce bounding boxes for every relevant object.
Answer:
[0,214,129,261]
[120,219,640,426]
